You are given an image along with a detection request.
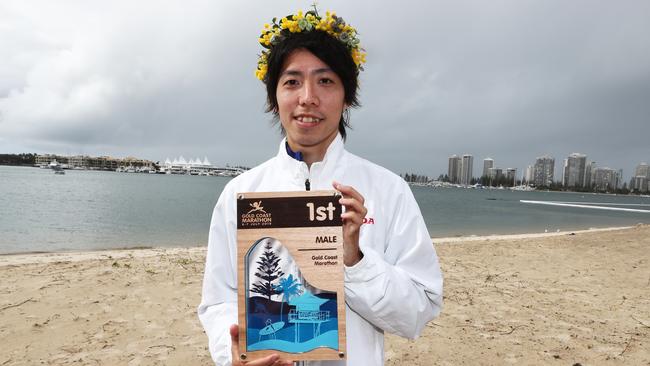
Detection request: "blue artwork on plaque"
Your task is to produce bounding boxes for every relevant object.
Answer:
[245,237,339,353]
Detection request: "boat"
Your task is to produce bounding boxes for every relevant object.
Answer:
[49,159,65,174]
[48,160,61,169]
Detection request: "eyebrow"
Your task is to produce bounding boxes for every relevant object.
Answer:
[280,68,333,77]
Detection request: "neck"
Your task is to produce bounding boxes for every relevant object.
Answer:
[301,149,325,168]
[286,134,337,168]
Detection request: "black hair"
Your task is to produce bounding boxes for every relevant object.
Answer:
[263,30,360,140]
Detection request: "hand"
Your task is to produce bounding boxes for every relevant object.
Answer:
[333,181,367,266]
[230,325,292,366]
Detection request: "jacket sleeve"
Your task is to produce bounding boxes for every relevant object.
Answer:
[343,181,443,339]
[198,188,238,365]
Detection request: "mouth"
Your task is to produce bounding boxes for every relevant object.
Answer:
[293,114,323,126]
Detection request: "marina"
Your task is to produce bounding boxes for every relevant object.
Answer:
[1,165,649,254]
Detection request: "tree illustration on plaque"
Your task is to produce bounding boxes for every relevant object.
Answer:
[274,274,303,322]
[250,241,284,300]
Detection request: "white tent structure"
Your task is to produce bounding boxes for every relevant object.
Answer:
[161,155,216,175]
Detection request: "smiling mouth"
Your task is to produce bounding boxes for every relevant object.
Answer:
[294,116,323,124]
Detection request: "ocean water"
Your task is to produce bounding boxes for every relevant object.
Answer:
[1,165,649,254]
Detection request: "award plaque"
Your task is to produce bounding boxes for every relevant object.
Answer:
[236,190,346,362]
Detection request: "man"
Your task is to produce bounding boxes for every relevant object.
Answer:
[199,9,443,365]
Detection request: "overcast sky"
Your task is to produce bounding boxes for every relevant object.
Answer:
[1,0,649,180]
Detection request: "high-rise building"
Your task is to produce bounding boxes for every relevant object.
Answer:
[460,154,474,185]
[483,158,494,178]
[631,163,649,192]
[618,169,624,189]
[635,162,650,177]
[533,155,555,187]
[488,167,503,179]
[584,161,596,188]
[592,167,619,191]
[525,165,534,184]
[562,153,587,188]
[506,168,517,186]
[448,155,461,183]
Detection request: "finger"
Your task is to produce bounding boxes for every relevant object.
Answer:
[270,359,293,366]
[332,182,365,204]
[245,354,280,366]
[230,324,240,362]
[341,211,364,226]
[338,197,366,214]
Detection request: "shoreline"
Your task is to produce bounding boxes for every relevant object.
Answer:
[0,225,642,262]
[415,182,650,198]
[433,225,637,243]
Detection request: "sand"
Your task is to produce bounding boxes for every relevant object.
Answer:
[1,225,649,365]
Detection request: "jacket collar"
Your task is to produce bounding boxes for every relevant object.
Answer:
[276,134,345,189]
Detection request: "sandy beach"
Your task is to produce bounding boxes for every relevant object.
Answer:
[1,225,649,365]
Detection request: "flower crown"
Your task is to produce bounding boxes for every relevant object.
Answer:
[255,7,366,81]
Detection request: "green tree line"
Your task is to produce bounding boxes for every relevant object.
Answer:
[0,153,36,166]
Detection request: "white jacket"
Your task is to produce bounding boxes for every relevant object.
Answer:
[198,134,443,366]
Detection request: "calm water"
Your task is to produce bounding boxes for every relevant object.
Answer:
[1,165,649,254]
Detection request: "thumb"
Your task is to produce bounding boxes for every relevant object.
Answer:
[230,324,239,344]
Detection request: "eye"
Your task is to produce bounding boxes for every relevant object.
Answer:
[283,79,299,86]
[319,77,334,84]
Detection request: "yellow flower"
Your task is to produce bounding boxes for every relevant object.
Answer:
[351,49,367,66]
[255,63,268,80]
[255,8,366,81]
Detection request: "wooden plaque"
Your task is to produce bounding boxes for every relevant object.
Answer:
[236,190,346,362]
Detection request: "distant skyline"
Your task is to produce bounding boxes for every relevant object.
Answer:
[447,152,647,182]
[2,1,649,179]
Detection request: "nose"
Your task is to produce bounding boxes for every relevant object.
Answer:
[298,80,319,106]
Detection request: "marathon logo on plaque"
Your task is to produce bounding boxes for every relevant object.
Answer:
[236,191,347,362]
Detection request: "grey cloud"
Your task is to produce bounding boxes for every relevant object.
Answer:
[1,0,649,178]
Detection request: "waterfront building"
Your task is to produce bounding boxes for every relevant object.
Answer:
[591,167,619,192]
[635,163,650,177]
[506,168,517,186]
[163,156,212,175]
[525,165,534,184]
[35,154,138,171]
[533,155,555,187]
[584,161,596,189]
[35,154,69,167]
[119,156,154,170]
[161,156,245,176]
[632,176,649,192]
[460,154,474,185]
[488,167,503,179]
[483,158,494,178]
[448,155,461,184]
[562,153,587,189]
[631,163,649,192]
[486,167,503,186]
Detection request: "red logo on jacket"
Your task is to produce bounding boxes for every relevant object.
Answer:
[362,217,374,225]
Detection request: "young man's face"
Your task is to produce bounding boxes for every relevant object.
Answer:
[276,49,346,160]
